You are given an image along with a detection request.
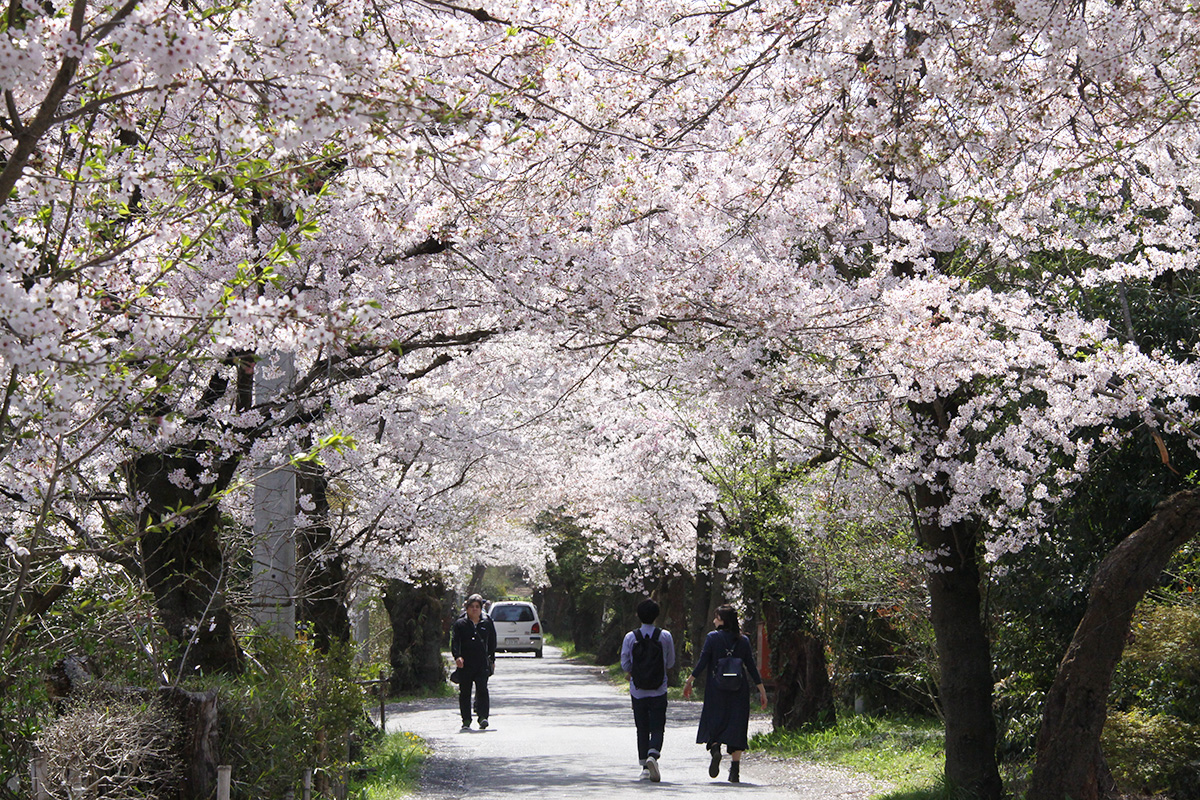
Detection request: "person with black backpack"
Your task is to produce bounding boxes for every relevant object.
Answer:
[682,604,767,783]
[619,598,676,782]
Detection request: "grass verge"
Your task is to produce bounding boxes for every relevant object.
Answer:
[350,731,430,799]
[542,634,579,660]
[751,713,947,798]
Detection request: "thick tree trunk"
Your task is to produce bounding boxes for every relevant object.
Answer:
[295,463,350,653]
[1028,488,1200,800]
[382,575,448,694]
[594,605,629,665]
[662,572,691,683]
[914,485,1002,800]
[158,686,219,800]
[571,594,605,653]
[130,447,243,678]
[772,623,836,730]
[534,585,572,640]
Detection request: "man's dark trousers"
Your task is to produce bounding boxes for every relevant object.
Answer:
[460,671,489,724]
[631,693,667,761]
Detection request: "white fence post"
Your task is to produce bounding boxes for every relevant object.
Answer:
[30,756,48,800]
[216,765,232,800]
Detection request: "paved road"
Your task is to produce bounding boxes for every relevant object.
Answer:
[381,646,885,799]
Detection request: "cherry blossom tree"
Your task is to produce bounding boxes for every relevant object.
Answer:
[402,0,1200,794]
[5,0,1200,796]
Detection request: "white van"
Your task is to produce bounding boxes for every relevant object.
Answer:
[489,601,544,658]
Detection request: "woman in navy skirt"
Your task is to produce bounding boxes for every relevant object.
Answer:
[683,605,768,783]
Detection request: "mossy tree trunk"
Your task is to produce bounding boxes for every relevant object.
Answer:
[383,575,448,694]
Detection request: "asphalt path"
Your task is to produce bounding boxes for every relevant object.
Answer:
[381,646,885,799]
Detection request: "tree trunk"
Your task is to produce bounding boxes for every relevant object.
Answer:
[772,623,836,730]
[594,601,630,665]
[1028,488,1200,800]
[465,563,487,597]
[662,572,691,684]
[158,686,219,800]
[295,463,350,653]
[534,585,572,641]
[130,447,243,678]
[689,512,715,673]
[382,575,448,693]
[914,485,1002,800]
[571,594,605,654]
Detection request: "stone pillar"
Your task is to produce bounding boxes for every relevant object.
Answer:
[251,351,297,635]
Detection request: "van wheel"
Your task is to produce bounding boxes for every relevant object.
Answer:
[535,648,543,658]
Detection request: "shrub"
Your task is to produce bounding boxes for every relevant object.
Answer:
[1105,601,1200,798]
[1111,603,1200,724]
[1103,709,1200,797]
[35,691,183,800]
[193,633,373,799]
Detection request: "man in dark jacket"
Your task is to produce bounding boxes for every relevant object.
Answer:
[451,593,497,730]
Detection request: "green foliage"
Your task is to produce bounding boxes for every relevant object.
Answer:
[475,566,519,603]
[751,712,944,791]
[349,731,429,800]
[0,575,166,800]
[541,633,573,657]
[1103,600,1200,797]
[991,671,1045,764]
[0,648,51,800]
[292,432,359,466]
[192,633,373,799]
[1102,710,1200,797]
[703,431,936,717]
[1111,602,1200,723]
[543,513,633,600]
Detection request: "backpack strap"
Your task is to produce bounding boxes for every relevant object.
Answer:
[634,629,645,643]
[651,627,661,642]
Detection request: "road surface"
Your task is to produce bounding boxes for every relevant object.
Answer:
[381,646,885,799]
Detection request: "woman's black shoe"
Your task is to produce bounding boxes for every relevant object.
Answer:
[708,744,721,778]
[729,761,740,783]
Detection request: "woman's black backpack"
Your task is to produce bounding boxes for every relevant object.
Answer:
[712,635,747,691]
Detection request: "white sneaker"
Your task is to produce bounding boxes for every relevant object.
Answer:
[645,756,661,783]
[639,769,651,781]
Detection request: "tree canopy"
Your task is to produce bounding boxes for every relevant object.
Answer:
[3,0,1200,796]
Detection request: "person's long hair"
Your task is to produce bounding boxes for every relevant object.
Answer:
[715,605,740,636]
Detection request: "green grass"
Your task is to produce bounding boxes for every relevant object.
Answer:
[752,713,946,797]
[349,731,430,799]
[542,634,579,659]
[389,674,457,699]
